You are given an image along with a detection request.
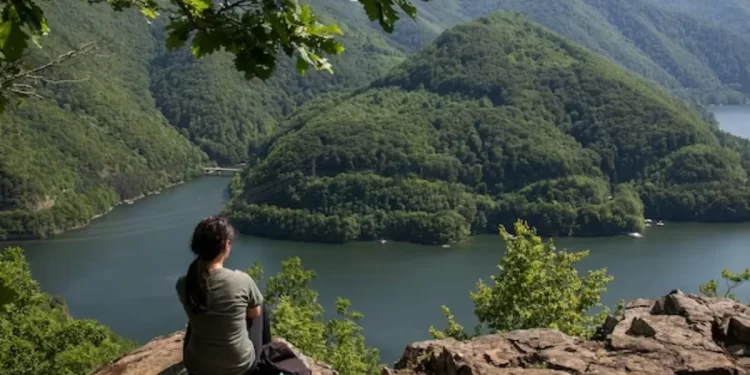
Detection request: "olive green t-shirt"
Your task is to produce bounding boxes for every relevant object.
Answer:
[176,268,264,375]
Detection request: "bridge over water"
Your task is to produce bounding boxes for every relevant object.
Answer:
[203,167,242,175]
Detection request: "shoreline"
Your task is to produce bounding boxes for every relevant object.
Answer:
[4,180,191,242]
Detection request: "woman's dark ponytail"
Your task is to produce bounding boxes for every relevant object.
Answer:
[185,216,235,313]
[185,258,211,312]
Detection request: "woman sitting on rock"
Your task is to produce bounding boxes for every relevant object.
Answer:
[176,216,270,375]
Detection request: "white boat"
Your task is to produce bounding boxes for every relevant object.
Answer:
[627,232,644,239]
[441,244,451,248]
[656,220,665,227]
[645,219,653,224]
[379,239,387,244]
[124,199,134,205]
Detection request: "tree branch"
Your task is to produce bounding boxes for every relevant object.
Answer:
[2,42,97,86]
[1,42,97,100]
[216,0,255,16]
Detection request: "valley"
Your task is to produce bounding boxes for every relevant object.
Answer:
[2,1,750,373]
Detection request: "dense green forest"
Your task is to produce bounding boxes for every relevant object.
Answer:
[148,0,750,162]
[0,2,207,239]
[227,12,750,244]
[5,0,750,239]
[439,0,750,105]
[652,0,750,37]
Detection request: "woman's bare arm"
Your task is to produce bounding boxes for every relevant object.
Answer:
[247,305,262,319]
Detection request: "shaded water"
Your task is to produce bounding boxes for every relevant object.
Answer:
[3,105,750,364]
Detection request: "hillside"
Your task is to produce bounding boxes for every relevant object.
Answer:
[227,12,750,245]
[147,0,750,164]
[0,2,207,239]
[652,0,750,37]
[448,0,750,105]
[148,0,409,164]
[156,0,750,164]
[0,0,426,238]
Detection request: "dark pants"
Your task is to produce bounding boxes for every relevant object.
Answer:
[184,305,272,374]
[247,305,272,371]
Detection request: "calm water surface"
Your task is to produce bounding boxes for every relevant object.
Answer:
[4,106,750,364]
[712,105,750,138]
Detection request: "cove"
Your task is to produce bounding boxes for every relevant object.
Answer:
[2,105,750,364]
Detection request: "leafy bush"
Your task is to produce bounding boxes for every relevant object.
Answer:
[247,257,380,375]
[431,221,613,339]
[0,247,134,374]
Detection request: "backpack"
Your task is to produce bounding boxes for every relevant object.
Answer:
[254,341,312,375]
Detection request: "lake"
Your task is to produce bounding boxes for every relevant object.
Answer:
[712,105,750,138]
[3,105,750,364]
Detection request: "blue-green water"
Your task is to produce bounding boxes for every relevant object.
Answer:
[3,105,750,364]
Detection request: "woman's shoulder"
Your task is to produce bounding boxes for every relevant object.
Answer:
[211,267,248,280]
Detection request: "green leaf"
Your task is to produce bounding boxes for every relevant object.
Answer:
[165,21,191,50]
[140,8,158,19]
[396,0,417,18]
[333,43,345,54]
[359,0,381,22]
[311,23,343,37]
[185,0,212,13]
[299,5,313,24]
[0,21,30,62]
[296,56,309,75]
[191,30,218,58]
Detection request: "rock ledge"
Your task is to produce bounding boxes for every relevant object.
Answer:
[91,332,335,375]
[386,292,750,374]
[93,292,750,375]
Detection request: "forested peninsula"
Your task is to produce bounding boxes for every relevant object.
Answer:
[227,12,750,245]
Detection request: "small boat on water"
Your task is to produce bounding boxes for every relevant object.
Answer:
[656,220,665,227]
[441,244,451,248]
[627,232,644,239]
[379,239,387,244]
[124,199,134,205]
[645,218,653,224]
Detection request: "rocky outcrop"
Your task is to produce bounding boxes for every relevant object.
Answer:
[386,291,750,375]
[91,331,336,375]
[93,292,750,375]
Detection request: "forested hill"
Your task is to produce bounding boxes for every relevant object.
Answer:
[148,0,411,165]
[0,2,207,239]
[5,0,750,239]
[0,0,418,238]
[446,0,750,105]
[227,12,750,245]
[159,0,750,162]
[651,0,750,37]
[8,0,750,167]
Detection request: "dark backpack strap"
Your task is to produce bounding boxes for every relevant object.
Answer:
[256,342,312,375]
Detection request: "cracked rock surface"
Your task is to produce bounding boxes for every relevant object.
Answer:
[385,292,750,375]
